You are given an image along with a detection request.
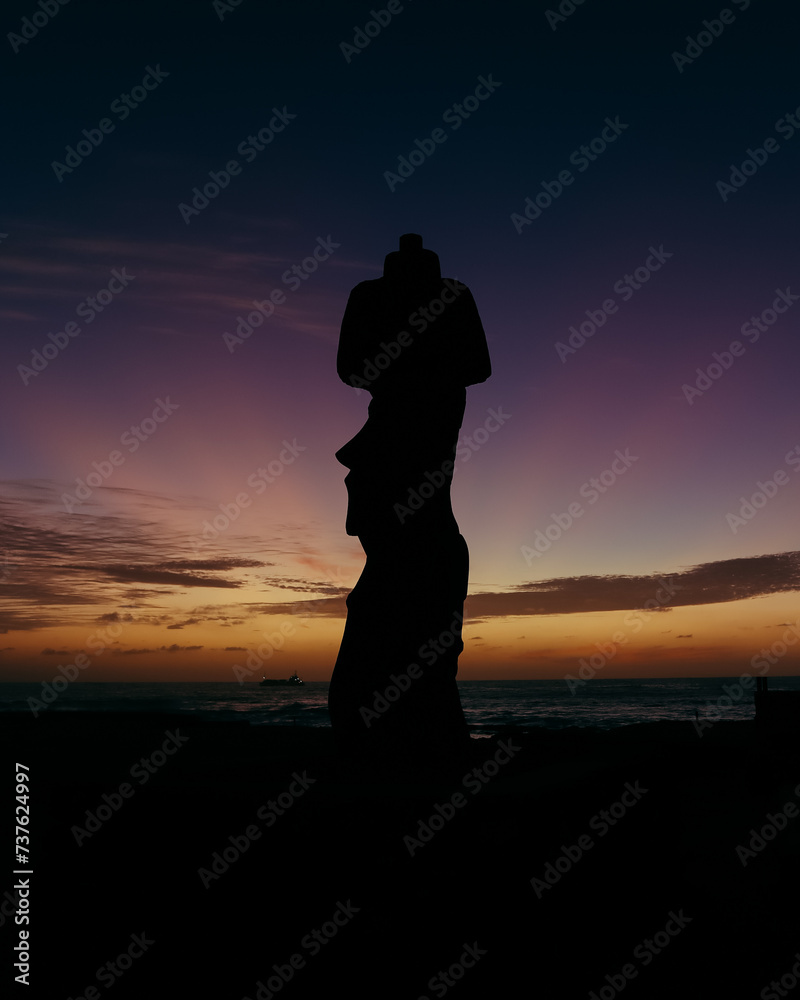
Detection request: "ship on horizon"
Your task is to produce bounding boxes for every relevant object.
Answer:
[259,672,304,687]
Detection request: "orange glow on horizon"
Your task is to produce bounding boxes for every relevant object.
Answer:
[4,594,798,682]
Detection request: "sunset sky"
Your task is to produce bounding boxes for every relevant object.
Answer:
[2,0,798,681]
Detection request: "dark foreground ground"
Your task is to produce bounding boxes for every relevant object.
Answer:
[2,713,798,999]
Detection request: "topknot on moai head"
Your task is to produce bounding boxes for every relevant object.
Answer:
[383,233,441,283]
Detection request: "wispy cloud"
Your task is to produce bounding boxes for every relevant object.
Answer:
[0,480,350,635]
[474,552,800,617]
[266,551,800,619]
[2,221,351,344]
[3,479,799,642]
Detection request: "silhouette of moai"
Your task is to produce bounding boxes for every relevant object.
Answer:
[328,234,491,768]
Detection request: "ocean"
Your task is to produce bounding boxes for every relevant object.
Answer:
[3,676,798,731]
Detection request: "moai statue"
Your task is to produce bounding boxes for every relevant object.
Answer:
[329,233,491,770]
